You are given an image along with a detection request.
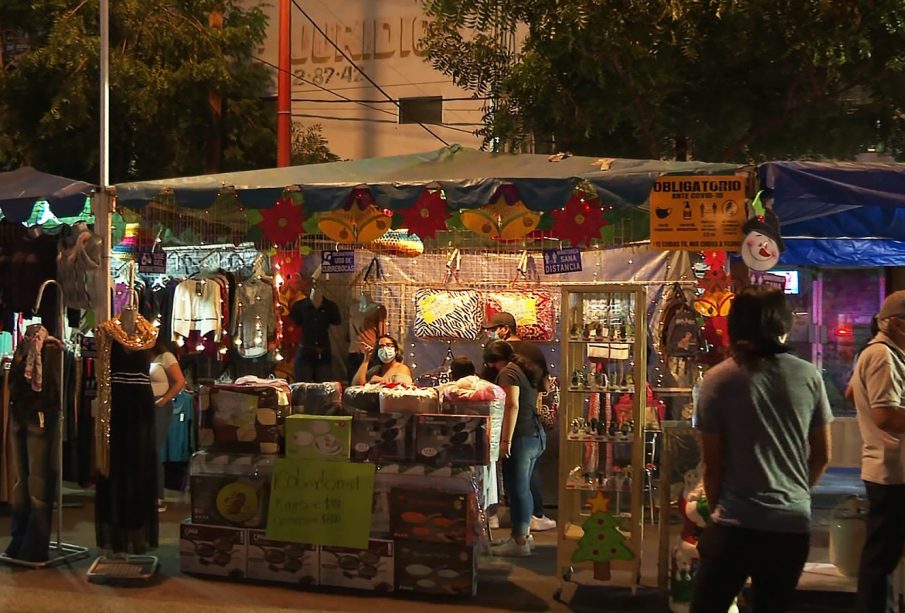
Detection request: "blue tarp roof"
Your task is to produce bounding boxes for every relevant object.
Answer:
[760,161,905,266]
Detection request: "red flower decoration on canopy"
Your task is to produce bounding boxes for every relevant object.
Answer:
[551,195,607,247]
[257,196,304,245]
[397,189,450,240]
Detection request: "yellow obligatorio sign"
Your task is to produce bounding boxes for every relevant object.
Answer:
[649,176,747,250]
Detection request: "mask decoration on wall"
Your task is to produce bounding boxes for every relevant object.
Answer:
[460,187,540,241]
[318,190,391,245]
[739,189,784,272]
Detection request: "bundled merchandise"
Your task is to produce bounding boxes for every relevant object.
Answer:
[183,376,485,598]
[438,375,505,462]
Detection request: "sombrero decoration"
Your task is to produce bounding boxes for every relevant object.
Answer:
[740,189,784,272]
[113,222,154,255]
[396,189,449,240]
[550,193,607,247]
[369,228,424,258]
[318,189,391,244]
[257,196,304,246]
[460,186,540,240]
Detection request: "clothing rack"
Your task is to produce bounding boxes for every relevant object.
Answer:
[0,280,90,569]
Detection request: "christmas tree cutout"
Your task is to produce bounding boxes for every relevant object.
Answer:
[572,491,634,581]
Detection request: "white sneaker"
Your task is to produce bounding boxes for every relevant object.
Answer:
[488,514,500,529]
[530,515,557,531]
[491,537,531,557]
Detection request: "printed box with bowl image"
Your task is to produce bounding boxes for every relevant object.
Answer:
[284,414,351,461]
[179,519,247,578]
[395,539,477,596]
[247,530,318,586]
[319,539,394,592]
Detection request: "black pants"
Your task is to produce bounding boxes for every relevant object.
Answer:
[857,481,905,613]
[690,522,809,613]
[6,411,59,562]
[295,347,334,383]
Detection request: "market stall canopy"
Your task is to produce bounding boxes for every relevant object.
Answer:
[0,166,95,223]
[114,145,741,213]
[761,160,905,266]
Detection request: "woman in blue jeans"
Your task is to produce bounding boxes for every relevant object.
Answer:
[482,340,546,557]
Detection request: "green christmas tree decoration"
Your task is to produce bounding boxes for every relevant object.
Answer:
[572,491,634,581]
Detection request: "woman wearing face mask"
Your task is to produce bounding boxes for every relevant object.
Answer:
[351,334,413,386]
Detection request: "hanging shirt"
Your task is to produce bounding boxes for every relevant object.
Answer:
[348,297,387,354]
[171,279,223,341]
[291,296,341,352]
[232,275,278,358]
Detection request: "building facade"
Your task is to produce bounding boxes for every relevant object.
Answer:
[249,0,486,160]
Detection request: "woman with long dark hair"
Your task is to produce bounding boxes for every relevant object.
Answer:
[482,339,545,557]
[351,334,413,386]
[691,285,832,612]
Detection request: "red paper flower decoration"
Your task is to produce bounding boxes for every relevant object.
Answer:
[551,195,607,247]
[397,190,450,240]
[257,197,304,245]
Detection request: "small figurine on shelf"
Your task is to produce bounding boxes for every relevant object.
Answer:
[583,324,592,341]
[572,491,634,581]
[608,419,618,437]
[570,323,582,340]
[571,369,583,389]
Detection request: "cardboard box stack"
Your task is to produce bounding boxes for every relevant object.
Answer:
[182,380,490,598]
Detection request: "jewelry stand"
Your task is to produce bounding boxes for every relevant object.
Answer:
[87,263,158,583]
[0,280,91,568]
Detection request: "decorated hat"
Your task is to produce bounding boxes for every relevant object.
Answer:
[742,207,784,252]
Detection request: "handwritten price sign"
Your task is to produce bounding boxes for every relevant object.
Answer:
[266,460,375,548]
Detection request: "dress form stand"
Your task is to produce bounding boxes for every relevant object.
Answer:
[0,280,91,569]
[87,262,158,583]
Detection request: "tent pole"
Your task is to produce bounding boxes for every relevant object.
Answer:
[277,0,291,167]
[96,0,111,319]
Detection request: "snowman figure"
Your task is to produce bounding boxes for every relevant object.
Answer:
[739,190,784,272]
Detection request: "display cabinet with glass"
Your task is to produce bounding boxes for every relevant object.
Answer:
[556,285,647,599]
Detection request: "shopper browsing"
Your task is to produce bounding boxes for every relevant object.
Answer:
[691,285,832,613]
[482,339,545,557]
[148,339,185,513]
[352,334,413,386]
[850,292,905,613]
[482,312,556,532]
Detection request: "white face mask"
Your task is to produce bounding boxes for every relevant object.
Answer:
[377,346,396,363]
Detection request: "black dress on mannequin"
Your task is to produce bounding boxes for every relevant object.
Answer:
[94,336,158,554]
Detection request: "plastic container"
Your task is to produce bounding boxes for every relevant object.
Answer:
[830,495,868,577]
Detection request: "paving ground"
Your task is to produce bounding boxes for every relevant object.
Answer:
[0,486,855,613]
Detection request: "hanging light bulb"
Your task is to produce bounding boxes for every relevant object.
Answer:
[151,318,160,328]
[195,343,206,352]
[235,338,243,347]
[274,350,284,361]
[219,346,228,355]
[176,337,185,347]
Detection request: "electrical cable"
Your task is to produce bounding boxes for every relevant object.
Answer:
[290,0,451,148]
[253,55,396,118]
[289,112,478,135]
[290,96,491,104]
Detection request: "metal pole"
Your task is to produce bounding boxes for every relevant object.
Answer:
[277,0,292,166]
[100,0,109,188]
[95,0,111,321]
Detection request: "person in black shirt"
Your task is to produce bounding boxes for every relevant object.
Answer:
[483,340,545,557]
[482,312,556,532]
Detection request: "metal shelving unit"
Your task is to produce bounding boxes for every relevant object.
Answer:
[555,285,647,602]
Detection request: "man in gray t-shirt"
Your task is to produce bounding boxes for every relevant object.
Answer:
[697,353,833,532]
[690,285,832,613]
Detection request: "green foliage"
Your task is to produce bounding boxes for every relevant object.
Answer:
[0,0,277,182]
[291,123,342,166]
[422,0,905,162]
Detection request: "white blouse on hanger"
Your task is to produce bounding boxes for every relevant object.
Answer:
[171,279,223,340]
